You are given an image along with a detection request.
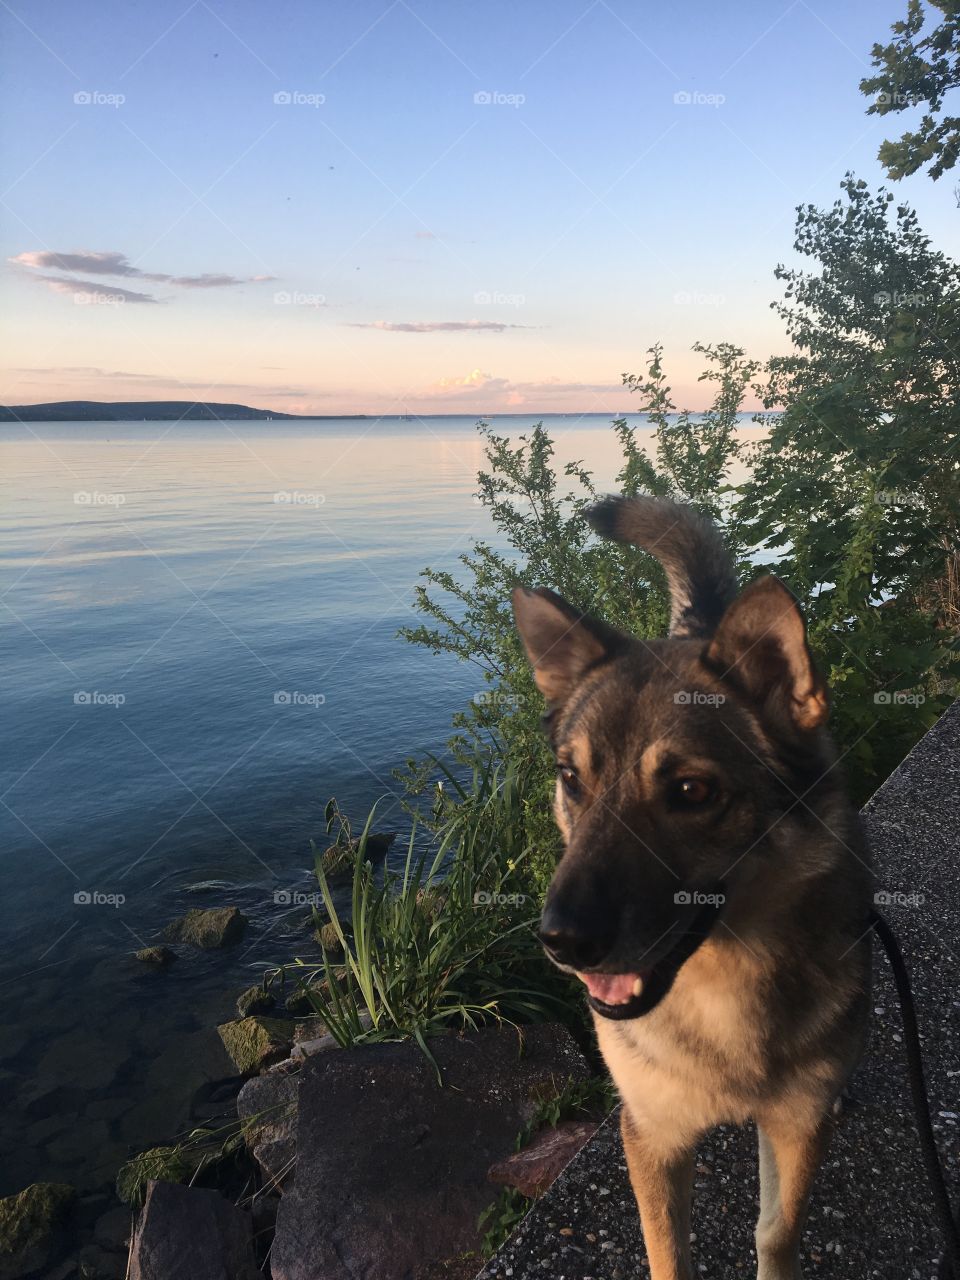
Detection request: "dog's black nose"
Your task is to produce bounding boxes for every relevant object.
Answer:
[538,904,613,970]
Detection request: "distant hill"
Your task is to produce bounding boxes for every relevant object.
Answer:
[0,400,366,422]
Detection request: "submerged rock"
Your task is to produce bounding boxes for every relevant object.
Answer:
[217,1018,294,1075]
[135,946,176,966]
[0,1181,75,1280]
[162,906,247,949]
[128,1180,258,1280]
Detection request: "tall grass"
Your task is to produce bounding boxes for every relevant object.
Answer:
[271,756,573,1059]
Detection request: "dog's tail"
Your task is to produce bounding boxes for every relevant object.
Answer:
[586,495,737,639]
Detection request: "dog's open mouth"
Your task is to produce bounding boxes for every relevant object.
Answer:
[576,898,724,1021]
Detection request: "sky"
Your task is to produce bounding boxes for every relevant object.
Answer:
[0,0,955,416]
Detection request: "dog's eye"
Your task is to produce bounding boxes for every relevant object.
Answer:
[670,777,716,807]
[558,766,582,799]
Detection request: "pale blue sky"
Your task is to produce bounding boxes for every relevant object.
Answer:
[1,0,953,413]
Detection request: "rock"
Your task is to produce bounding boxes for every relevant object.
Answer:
[115,1147,192,1208]
[271,1023,589,1280]
[236,1072,299,1191]
[162,906,247,949]
[79,1241,128,1278]
[488,1119,601,1198]
[282,986,318,1016]
[92,1205,132,1252]
[0,1181,75,1280]
[236,985,275,1017]
[134,946,176,966]
[217,1017,294,1075]
[290,1033,339,1060]
[127,1180,258,1280]
[320,830,396,875]
[313,921,344,957]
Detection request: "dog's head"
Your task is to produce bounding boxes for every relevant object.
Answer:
[513,495,834,1020]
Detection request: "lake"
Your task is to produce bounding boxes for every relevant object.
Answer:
[0,412,759,1193]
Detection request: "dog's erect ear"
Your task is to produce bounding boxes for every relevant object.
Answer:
[704,576,829,732]
[512,587,623,706]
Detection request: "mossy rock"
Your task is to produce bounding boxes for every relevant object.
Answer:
[313,921,345,958]
[135,945,176,966]
[237,985,275,1017]
[115,1146,192,1208]
[217,1017,294,1075]
[0,1181,75,1277]
[162,906,247,949]
[319,831,395,876]
[284,986,319,1016]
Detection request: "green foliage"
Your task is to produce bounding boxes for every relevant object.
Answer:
[269,764,575,1060]
[737,175,960,799]
[478,1186,530,1256]
[399,342,751,897]
[860,0,960,179]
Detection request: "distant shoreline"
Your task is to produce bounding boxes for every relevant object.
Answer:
[0,399,752,424]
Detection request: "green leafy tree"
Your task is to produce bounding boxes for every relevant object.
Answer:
[736,175,960,797]
[861,0,960,179]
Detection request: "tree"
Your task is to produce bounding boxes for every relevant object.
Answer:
[736,175,960,795]
[861,0,960,180]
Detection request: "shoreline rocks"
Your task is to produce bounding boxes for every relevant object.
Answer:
[0,1181,75,1280]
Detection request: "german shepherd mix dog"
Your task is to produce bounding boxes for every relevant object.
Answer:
[513,496,873,1280]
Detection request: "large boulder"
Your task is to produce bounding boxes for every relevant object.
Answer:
[127,1180,258,1280]
[271,1023,589,1280]
[162,906,247,949]
[0,1181,75,1280]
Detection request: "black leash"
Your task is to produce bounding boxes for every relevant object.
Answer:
[870,908,960,1279]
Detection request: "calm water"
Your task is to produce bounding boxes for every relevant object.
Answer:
[4,412,715,1193]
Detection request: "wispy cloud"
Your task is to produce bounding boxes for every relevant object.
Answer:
[9,249,276,303]
[348,319,534,333]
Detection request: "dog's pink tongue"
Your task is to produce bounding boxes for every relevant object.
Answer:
[578,972,639,1004]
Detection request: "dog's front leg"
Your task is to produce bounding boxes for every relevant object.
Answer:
[755,1108,835,1280]
[620,1105,695,1280]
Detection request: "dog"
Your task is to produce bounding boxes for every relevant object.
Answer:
[512,495,872,1280]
